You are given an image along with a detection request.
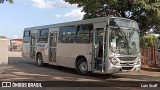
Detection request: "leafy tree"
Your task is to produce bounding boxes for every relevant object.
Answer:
[0,0,13,4]
[140,34,157,47]
[64,0,160,35]
[0,36,6,39]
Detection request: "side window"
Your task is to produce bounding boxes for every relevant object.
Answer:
[59,26,76,43]
[76,24,93,43]
[23,31,30,43]
[158,38,160,49]
[38,29,49,43]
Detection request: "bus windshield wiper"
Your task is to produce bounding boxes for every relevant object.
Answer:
[115,24,126,37]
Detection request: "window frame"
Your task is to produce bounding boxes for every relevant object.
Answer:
[59,25,76,43]
[76,24,93,43]
[23,31,30,43]
[37,28,49,43]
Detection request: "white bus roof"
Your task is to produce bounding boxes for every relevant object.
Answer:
[24,16,135,31]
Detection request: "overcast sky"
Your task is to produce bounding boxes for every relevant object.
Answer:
[0,0,85,39]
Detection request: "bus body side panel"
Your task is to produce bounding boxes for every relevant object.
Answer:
[56,43,92,71]
[36,43,49,63]
[22,43,30,60]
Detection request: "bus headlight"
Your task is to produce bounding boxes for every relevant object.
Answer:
[109,57,118,65]
[135,57,141,65]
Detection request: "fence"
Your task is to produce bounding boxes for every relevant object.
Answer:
[141,44,158,68]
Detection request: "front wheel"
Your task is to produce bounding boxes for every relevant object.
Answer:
[36,54,44,67]
[77,58,88,75]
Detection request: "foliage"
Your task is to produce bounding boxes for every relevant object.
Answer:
[140,34,158,47]
[0,36,6,39]
[0,0,13,4]
[64,0,160,35]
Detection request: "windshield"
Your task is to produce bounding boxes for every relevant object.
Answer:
[109,27,140,55]
[109,18,139,30]
[158,37,160,49]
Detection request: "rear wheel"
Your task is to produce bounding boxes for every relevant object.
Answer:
[77,58,88,75]
[36,54,44,67]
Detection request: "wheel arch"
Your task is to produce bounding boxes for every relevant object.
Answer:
[36,52,42,60]
[75,55,87,68]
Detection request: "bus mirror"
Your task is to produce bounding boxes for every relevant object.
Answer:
[119,32,123,37]
[111,32,115,39]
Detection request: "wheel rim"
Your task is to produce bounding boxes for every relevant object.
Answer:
[37,56,42,65]
[79,62,88,73]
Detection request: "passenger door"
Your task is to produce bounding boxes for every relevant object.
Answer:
[49,31,58,63]
[92,23,107,72]
[30,33,37,60]
[22,31,30,59]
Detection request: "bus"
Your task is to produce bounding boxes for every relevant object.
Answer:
[22,17,141,75]
[157,35,160,66]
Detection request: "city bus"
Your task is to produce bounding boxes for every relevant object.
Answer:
[22,17,141,75]
[157,35,160,66]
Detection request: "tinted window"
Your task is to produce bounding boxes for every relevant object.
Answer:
[59,26,76,43]
[158,38,160,49]
[76,24,93,43]
[38,29,49,43]
[23,31,30,43]
[24,31,30,37]
[109,18,139,29]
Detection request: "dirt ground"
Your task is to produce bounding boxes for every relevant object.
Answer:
[0,51,160,90]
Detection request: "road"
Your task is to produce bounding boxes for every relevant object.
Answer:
[0,51,160,90]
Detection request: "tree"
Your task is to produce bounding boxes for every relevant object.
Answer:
[0,36,6,39]
[140,34,157,47]
[0,0,13,4]
[64,0,160,35]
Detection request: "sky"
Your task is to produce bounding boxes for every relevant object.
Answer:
[0,0,85,39]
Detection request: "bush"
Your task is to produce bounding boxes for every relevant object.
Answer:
[140,34,158,48]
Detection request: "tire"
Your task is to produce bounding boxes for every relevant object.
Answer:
[36,54,44,67]
[77,58,88,75]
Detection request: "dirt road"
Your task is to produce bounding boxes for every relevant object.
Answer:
[0,51,160,90]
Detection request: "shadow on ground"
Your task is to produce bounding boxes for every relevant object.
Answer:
[0,56,159,82]
[6,57,124,80]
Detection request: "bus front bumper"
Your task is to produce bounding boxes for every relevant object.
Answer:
[105,64,141,74]
[119,64,141,72]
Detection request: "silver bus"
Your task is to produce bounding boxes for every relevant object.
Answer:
[22,17,141,75]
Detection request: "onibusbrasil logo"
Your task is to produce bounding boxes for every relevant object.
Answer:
[1,82,42,88]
